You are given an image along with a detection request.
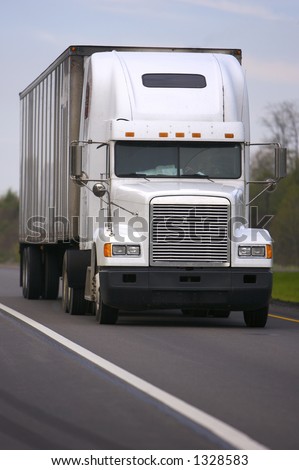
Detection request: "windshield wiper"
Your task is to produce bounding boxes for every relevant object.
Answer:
[182,174,215,182]
[148,174,176,178]
[119,173,174,178]
[118,173,150,181]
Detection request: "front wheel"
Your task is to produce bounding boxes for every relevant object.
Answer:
[243,306,268,328]
[97,301,118,324]
[96,287,118,325]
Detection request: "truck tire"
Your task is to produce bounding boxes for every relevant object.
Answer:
[42,250,60,300]
[62,250,89,315]
[96,289,118,325]
[62,261,70,313]
[63,268,87,315]
[22,246,42,299]
[243,306,268,327]
[96,300,118,324]
[68,288,87,315]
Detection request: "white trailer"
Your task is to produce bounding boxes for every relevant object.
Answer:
[19,45,287,326]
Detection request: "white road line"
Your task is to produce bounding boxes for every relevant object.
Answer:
[0,302,266,450]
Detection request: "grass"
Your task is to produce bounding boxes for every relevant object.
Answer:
[272,272,299,303]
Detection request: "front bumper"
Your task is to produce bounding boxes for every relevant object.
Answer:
[99,267,272,312]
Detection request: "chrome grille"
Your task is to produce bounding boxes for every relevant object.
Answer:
[150,203,230,266]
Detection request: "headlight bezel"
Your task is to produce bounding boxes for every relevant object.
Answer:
[108,243,141,257]
[238,244,271,258]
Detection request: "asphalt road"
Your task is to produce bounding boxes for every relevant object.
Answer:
[0,265,298,450]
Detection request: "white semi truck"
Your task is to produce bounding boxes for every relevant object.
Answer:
[19,45,287,327]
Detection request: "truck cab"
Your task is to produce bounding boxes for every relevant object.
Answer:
[68,50,285,326]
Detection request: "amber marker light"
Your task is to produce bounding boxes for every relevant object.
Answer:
[266,244,273,259]
[125,132,135,137]
[175,132,185,138]
[192,133,201,138]
[104,243,112,257]
[159,132,168,137]
[225,133,234,138]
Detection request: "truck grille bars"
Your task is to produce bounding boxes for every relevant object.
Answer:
[150,201,230,266]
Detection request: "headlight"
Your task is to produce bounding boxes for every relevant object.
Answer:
[251,246,265,257]
[238,246,252,257]
[127,245,141,256]
[105,243,141,257]
[238,245,271,258]
[112,245,127,256]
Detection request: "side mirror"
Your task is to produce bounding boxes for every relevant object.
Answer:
[93,183,106,198]
[70,144,82,178]
[275,147,287,180]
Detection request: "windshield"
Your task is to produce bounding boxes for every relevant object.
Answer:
[115,142,241,179]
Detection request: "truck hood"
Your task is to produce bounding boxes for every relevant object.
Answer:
[113,179,244,213]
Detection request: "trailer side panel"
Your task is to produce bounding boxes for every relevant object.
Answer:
[19,55,83,243]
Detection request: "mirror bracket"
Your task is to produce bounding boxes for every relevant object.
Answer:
[246,142,287,205]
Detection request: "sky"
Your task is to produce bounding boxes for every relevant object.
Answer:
[0,0,299,194]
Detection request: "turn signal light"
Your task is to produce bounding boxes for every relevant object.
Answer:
[104,243,112,257]
[266,244,273,259]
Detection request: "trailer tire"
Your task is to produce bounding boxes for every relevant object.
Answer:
[243,306,268,327]
[62,262,70,313]
[22,246,42,299]
[42,250,60,300]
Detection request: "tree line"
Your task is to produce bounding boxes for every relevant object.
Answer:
[250,101,299,267]
[0,100,298,266]
[0,189,19,263]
